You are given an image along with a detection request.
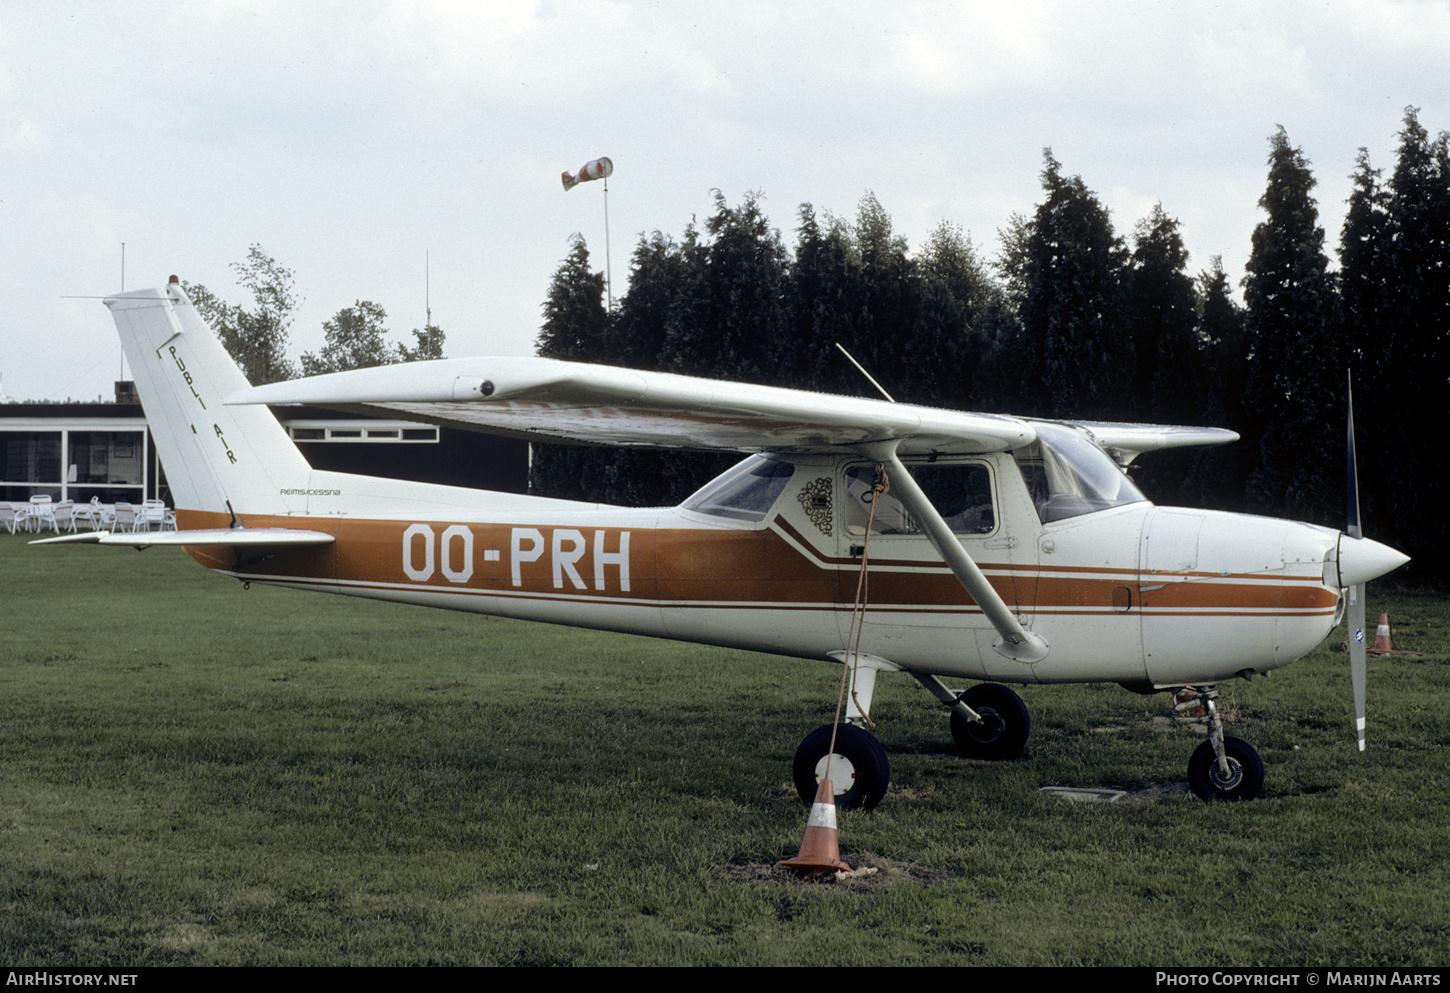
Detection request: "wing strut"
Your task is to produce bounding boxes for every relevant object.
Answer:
[867,446,1049,664]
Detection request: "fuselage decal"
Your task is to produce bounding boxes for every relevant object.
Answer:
[166,345,207,411]
[391,523,634,592]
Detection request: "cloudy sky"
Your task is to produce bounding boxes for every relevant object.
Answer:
[3,0,1447,402]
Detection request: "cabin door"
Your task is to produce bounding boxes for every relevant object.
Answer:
[834,459,1011,674]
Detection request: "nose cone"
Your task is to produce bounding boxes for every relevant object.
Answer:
[1328,534,1411,588]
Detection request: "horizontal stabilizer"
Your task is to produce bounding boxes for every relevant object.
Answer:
[31,528,335,548]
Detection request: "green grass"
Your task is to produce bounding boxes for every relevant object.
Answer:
[2,532,1448,965]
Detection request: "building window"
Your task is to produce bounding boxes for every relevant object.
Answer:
[287,423,439,443]
[2,432,62,486]
[70,432,145,485]
[1,428,149,503]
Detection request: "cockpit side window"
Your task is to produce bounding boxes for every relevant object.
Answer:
[844,462,996,536]
[680,455,795,523]
[1013,422,1147,523]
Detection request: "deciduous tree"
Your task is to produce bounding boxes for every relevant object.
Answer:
[400,325,447,363]
[185,244,300,384]
[301,301,395,376]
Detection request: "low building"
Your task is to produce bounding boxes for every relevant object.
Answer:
[1,400,157,506]
[2,385,527,506]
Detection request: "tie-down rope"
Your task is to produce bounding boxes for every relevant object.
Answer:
[825,462,890,776]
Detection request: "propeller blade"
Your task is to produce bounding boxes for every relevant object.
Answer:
[1346,371,1366,751]
[1349,583,1367,752]
[1347,371,1362,542]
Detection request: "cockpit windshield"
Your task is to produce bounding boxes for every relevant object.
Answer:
[680,455,794,523]
[1014,422,1147,523]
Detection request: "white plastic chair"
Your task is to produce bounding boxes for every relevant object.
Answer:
[27,494,52,532]
[71,501,97,531]
[111,502,138,533]
[53,500,76,533]
[29,500,59,533]
[138,499,168,532]
[0,503,20,535]
[90,498,115,531]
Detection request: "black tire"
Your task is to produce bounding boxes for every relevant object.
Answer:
[949,683,1031,760]
[792,723,890,811]
[1187,736,1265,801]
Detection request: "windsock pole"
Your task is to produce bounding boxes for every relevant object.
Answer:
[561,156,614,312]
[603,174,612,313]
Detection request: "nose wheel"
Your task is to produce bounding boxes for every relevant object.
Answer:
[1188,736,1264,800]
[1185,686,1264,801]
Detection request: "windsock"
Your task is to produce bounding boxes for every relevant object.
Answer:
[562,156,613,192]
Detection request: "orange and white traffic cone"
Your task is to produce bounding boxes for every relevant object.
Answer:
[1369,614,1394,655]
[780,779,852,876]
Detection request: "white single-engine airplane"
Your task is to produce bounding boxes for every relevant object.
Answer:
[42,278,1410,807]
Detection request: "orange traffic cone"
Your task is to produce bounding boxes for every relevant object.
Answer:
[780,779,852,876]
[1369,614,1395,655]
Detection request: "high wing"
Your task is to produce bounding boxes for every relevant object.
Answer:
[1064,420,1240,468]
[224,357,1037,456]
[226,358,1239,459]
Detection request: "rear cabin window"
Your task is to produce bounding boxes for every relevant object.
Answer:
[681,455,794,523]
[844,463,995,535]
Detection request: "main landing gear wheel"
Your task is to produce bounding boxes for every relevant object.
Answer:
[792,723,890,811]
[1187,736,1264,801]
[949,683,1031,760]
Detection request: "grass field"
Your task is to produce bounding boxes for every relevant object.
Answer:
[2,531,1447,966]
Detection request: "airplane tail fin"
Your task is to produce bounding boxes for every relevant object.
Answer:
[105,279,313,520]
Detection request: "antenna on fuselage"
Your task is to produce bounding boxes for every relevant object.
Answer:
[834,342,896,403]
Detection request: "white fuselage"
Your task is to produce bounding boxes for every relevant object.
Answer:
[197,449,1344,690]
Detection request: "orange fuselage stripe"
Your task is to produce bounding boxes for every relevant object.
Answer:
[177,509,1338,619]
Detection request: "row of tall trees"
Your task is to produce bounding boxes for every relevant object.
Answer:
[1340,112,1450,582]
[186,245,446,384]
[536,110,1448,582]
